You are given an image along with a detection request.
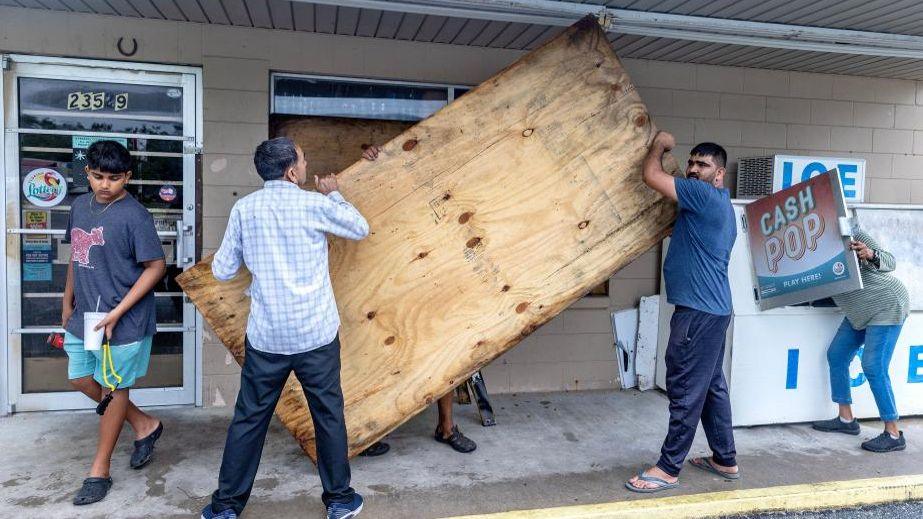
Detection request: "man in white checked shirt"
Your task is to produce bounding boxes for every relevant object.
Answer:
[201,137,368,519]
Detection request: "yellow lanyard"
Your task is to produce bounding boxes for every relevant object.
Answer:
[101,341,122,391]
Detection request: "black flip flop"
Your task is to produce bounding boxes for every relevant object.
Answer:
[359,441,391,457]
[73,477,112,505]
[131,421,163,469]
[435,425,477,453]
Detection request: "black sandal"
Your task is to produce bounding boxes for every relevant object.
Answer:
[131,421,163,469]
[435,425,477,453]
[73,477,112,505]
[358,441,391,457]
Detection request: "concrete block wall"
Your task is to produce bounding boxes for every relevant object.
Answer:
[627,60,923,202]
[3,6,923,403]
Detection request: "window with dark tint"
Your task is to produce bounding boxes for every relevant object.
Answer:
[18,77,184,136]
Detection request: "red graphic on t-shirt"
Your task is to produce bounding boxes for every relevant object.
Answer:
[71,227,105,266]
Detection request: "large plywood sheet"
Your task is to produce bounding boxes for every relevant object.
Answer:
[178,17,678,460]
[270,115,412,181]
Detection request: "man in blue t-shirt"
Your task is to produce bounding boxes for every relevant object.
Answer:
[626,131,739,493]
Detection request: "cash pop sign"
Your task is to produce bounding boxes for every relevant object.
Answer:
[746,170,863,310]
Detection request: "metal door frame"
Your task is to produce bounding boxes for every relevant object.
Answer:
[2,54,203,414]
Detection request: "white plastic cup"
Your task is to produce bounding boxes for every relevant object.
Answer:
[83,312,107,351]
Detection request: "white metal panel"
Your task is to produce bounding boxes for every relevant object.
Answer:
[59,0,94,13]
[636,295,659,391]
[8,0,923,79]
[106,0,142,17]
[354,7,381,36]
[13,0,53,9]
[641,38,696,61]
[730,313,923,426]
[888,14,923,37]
[38,0,73,11]
[471,20,511,47]
[247,0,274,28]
[79,0,117,15]
[669,0,736,16]
[220,0,252,26]
[506,23,548,49]
[432,16,467,43]
[291,0,315,31]
[335,5,361,35]
[451,18,490,45]
[523,25,559,49]
[487,22,532,48]
[313,2,337,32]
[197,0,231,24]
[394,12,426,40]
[374,9,403,38]
[268,0,294,29]
[724,47,795,68]
[129,0,165,19]
[823,0,919,30]
[611,308,638,390]
[664,42,714,62]
[413,14,449,42]
[781,1,876,27]
[151,0,189,21]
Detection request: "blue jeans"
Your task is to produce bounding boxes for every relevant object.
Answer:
[827,318,904,422]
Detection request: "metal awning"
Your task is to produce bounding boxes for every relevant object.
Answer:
[4,0,923,79]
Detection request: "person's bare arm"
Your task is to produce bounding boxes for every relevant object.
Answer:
[62,260,75,327]
[95,259,167,339]
[642,131,678,201]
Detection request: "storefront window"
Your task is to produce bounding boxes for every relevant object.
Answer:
[272,75,466,121]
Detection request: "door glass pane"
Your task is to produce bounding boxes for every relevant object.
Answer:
[18,77,184,136]
[21,331,183,392]
[21,335,68,393]
[15,75,189,396]
[135,332,183,389]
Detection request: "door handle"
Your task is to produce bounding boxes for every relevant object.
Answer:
[175,219,193,269]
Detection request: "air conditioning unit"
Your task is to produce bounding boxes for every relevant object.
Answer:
[735,156,774,199]
[735,155,866,202]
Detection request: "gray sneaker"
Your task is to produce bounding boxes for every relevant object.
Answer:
[861,432,906,453]
[812,416,860,435]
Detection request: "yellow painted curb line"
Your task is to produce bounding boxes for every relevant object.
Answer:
[445,474,923,519]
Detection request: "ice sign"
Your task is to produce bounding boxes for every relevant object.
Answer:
[772,155,865,203]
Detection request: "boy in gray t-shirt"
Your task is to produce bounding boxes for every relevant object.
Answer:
[61,140,167,506]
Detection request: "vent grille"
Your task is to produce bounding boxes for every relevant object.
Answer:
[736,156,774,199]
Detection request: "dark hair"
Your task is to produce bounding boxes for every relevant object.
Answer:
[690,142,727,168]
[254,137,298,181]
[86,140,133,174]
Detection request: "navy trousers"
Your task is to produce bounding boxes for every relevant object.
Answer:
[210,335,355,514]
[656,306,736,477]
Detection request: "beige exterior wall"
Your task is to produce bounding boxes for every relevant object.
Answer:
[3,6,923,405]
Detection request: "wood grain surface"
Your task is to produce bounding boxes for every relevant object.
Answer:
[178,16,678,461]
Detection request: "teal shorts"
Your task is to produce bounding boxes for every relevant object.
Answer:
[63,332,153,389]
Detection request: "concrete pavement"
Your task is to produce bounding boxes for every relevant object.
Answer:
[1,389,921,518]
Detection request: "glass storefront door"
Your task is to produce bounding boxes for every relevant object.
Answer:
[2,56,202,412]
